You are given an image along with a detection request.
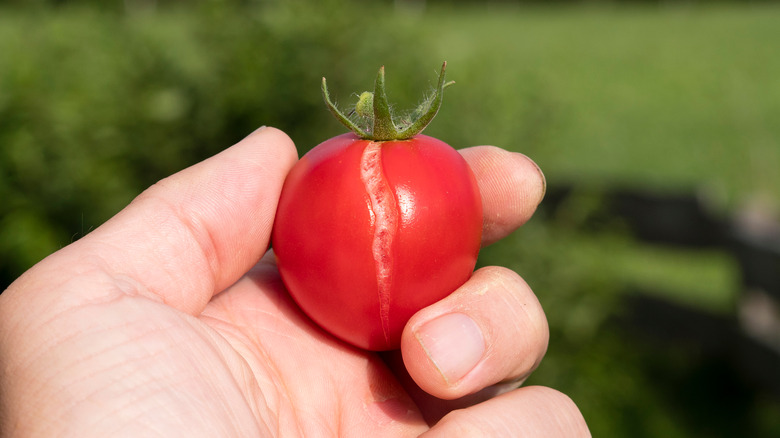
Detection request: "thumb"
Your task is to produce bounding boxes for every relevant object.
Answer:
[7,126,298,316]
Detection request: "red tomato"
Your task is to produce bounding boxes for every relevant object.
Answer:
[272,132,482,350]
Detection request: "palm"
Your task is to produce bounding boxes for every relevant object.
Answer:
[185,259,428,436]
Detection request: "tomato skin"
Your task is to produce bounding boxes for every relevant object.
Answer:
[272,133,482,351]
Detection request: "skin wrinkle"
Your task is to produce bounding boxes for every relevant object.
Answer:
[23,309,151,432]
[83,373,174,435]
[15,269,261,437]
[187,168,263,266]
[203,268,423,437]
[249,284,330,437]
[66,304,181,368]
[335,394,343,438]
[92,238,184,308]
[225,159,279,243]
[157,319,269,437]
[196,323,277,436]
[178,203,223,284]
[211,309,299,342]
[200,312,305,437]
[206,272,302,345]
[103,372,234,436]
[201,273,286,383]
[107,271,163,303]
[154,195,220,308]
[230,357,273,432]
[58,325,157,390]
[10,252,118,311]
[197,316,280,430]
[107,189,220,312]
[3,271,133,387]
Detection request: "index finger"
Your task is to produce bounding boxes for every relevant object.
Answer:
[460,146,546,246]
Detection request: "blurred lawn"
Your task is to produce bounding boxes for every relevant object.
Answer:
[421,3,780,203]
[1,1,779,436]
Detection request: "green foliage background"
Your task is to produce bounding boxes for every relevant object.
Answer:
[2,1,779,435]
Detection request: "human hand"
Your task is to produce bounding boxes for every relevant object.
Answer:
[0,127,589,437]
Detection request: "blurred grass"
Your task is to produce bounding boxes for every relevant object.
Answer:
[421,3,780,203]
[1,1,779,436]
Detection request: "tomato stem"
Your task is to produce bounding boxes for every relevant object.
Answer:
[372,66,398,140]
[321,62,453,141]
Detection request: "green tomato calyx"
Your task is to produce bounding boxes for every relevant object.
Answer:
[321,62,454,141]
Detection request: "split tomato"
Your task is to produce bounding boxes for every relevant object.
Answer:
[271,63,482,351]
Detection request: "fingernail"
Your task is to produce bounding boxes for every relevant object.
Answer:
[415,313,485,384]
[245,125,267,139]
[520,153,546,202]
[536,161,547,201]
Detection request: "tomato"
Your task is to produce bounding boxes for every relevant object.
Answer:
[271,63,483,351]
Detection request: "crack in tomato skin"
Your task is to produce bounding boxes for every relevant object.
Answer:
[359,142,397,346]
[271,133,482,351]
